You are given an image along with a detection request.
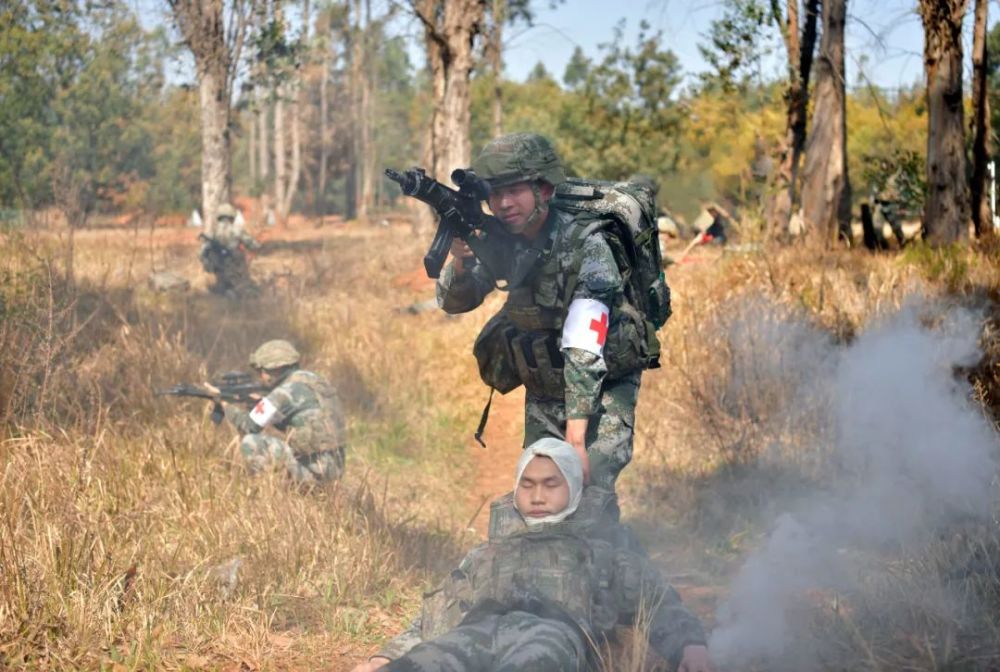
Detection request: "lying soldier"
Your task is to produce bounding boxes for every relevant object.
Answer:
[351,438,713,672]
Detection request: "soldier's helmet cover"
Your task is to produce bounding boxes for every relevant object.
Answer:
[473,133,567,189]
[514,438,584,526]
[249,339,301,370]
[216,203,238,221]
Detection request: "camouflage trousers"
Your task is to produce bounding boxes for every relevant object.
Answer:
[239,434,344,483]
[524,372,641,491]
[384,611,585,672]
[200,245,253,294]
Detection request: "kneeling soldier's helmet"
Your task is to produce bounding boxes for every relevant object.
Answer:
[216,203,238,221]
[473,133,567,189]
[250,340,300,370]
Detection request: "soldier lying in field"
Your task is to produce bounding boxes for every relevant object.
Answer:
[350,438,713,672]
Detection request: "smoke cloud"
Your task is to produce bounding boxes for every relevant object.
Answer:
[708,299,999,668]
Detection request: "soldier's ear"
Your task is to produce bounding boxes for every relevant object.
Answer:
[539,182,555,201]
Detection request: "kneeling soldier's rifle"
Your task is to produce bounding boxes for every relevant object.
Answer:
[386,167,533,286]
[157,371,269,425]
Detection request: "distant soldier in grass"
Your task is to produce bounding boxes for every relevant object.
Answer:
[438,133,668,492]
[207,339,347,483]
[350,438,712,672]
[199,203,260,296]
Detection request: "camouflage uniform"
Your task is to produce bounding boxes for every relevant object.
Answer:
[225,341,346,483]
[200,204,260,295]
[437,134,647,491]
[874,169,905,247]
[376,488,705,671]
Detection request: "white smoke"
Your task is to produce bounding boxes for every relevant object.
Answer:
[708,300,999,668]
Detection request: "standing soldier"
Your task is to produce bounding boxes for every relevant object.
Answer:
[207,340,347,483]
[199,203,261,295]
[437,133,662,491]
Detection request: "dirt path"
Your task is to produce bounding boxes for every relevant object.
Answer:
[464,387,526,536]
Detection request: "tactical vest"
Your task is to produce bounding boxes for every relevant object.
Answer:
[473,206,653,400]
[276,370,346,456]
[420,519,620,643]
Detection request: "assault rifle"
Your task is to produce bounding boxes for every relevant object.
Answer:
[156,371,269,425]
[198,232,232,258]
[385,167,525,284]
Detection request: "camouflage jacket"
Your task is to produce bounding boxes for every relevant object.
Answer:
[225,368,346,456]
[436,205,629,418]
[377,490,705,670]
[214,219,260,251]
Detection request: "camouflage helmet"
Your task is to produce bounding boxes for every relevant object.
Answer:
[472,133,567,189]
[216,203,238,220]
[249,339,300,370]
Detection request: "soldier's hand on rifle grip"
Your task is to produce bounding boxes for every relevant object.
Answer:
[450,238,475,275]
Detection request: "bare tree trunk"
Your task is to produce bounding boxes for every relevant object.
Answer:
[971,0,992,238]
[199,67,232,234]
[358,0,376,218]
[167,0,253,233]
[318,29,330,215]
[411,0,486,232]
[800,0,851,248]
[274,88,286,225]
[249,100,257,184]
[765,0,819,237]
[257,89,269,185]
[488,0,505,137]
[278,0,307,221]
[920,0,971,245]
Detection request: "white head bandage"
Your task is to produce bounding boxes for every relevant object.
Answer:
[514,438,584,526]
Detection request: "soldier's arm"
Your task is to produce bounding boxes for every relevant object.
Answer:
[615,550,707,671]
[563,232,620,419]
[224,386,288,434]
[436,257,496,313]
[373,618,423,661]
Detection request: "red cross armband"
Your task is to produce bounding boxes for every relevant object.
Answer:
[249,396,279,427]
[561,298,610,357]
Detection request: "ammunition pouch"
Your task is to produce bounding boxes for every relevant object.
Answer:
[510,330,565,400]
[605,302,656,378]
[473,312,522,394]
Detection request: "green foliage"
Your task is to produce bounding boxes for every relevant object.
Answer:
[902,242,971,293]
[0,3,200,215]
[697,0,778,93]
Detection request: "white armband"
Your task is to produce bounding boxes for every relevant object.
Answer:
[561,298,610,356]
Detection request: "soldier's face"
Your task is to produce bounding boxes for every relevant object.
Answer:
[515,456,570,519]
[488,181,554,238]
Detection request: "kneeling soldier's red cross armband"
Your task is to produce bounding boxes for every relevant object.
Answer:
[250,397,279,426]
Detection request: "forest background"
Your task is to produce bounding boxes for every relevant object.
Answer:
[2,0,984,234]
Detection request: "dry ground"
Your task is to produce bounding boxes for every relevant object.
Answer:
[1,215,999,670]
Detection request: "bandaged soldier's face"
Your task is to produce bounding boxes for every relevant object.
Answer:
[488,181,554,238]
[515,456,570,519]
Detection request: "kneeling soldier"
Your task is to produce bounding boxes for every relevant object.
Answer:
[208,339,347,483]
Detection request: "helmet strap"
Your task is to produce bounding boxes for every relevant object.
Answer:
[525,181,546,229]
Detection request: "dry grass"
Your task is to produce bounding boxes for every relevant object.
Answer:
[2,221,999,670]
[0,222,486,669]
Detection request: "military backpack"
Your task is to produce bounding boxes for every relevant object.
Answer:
[550,177,672,365]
